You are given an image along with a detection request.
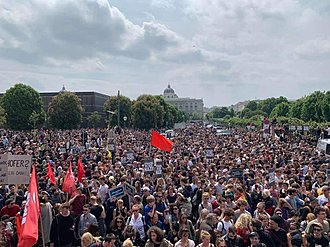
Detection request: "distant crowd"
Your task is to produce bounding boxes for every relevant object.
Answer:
[0,123,329,247]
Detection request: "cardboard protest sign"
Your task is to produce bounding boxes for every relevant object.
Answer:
[205,149,214,159]
[231,168,243,178]
[109,186,125,200]
[155,160,162,177]
[268,169,275,186]
[1,154,33,184]
[125,183,136,196]
[127,151,134,161]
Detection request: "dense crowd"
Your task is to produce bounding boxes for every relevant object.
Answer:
[0,123,330,247]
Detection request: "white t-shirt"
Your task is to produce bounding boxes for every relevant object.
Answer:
[317,194,329,206]
[217,219,233,235]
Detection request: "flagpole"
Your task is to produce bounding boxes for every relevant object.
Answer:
[39,213,46,247]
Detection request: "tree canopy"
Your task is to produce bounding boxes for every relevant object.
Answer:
[0,83,44,130]
[104,95,132,127]
[48,91,83,129]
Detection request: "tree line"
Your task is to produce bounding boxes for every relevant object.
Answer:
[0,83,187,130]
[207,91,330,127]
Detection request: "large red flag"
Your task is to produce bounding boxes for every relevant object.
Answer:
[62,163,77,196]
[18,165,40,247]
[151,130,173,152]
[47,162,57,185]
[77,158,85,183]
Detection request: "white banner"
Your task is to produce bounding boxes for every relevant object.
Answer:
[0,154,33,184]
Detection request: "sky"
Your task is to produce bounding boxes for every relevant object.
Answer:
[0,0,329,107]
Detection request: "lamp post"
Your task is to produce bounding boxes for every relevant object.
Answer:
[123,116,127,128]
[107,110,115,129]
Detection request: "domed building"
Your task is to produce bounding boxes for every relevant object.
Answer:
[162,84,204,119]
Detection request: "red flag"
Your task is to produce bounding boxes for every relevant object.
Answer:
[47,162,57,185]
[62,163,77,196]
[18,166,40,247]
[151,130,173,152]
[77,158,85,183]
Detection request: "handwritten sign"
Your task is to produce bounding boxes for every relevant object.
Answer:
[205,149,214,159]
[268,169,275,186]
[0,154,8,184]
[0,154,32,184]
[127,151,134,161]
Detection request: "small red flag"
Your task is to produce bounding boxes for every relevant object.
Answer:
[151,130,173,152]
[18,166,40,247]
[62,162,77,196]
[77,158,85,183]
[47,162,57,185]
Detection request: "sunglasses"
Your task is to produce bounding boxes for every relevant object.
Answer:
[313,228,322,232]
[132,210,138,212]
[173,208,178,210]
[117,221,123,223]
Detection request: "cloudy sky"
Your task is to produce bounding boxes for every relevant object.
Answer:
[0,0,329,107]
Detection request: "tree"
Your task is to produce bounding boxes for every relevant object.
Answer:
[132,95,164,130]
[0,106,6,128]
[322,91,330,122]
[270,102,290,118]
[29,111,45,129]
[211,107,231,118]
[104,95,132,127]
[48,91,83,129]
[259,96,288,116]
[245,101,258,111]
[0,83,44,130]
[87,111,101,128]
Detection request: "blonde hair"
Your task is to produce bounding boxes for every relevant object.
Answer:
[123,239,133,247]
[200,230,211,240]
[81,232,100,247]
[235,213,252,229]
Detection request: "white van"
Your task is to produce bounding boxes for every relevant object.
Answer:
[317,139,330,156]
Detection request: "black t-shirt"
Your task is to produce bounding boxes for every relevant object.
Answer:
[307,235,330,247]
[90,204,103,219]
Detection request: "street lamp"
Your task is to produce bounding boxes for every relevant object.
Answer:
[107,110,115,129]
[123,116,127,128]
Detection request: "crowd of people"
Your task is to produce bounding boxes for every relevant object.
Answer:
[0,123,329,247]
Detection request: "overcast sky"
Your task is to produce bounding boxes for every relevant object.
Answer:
[0,0,329,107]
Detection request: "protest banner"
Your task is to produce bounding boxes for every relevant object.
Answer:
[109,186,125,200]
[6,154,32,184]
[125,183,136,196]
[231,168,243,178]
[155,160,162,177]
[268,169,275,186]
[127,151,134,161]
[144,159,154,174]
[205,149,214,159]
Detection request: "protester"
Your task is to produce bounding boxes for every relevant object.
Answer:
[0,123,329,247]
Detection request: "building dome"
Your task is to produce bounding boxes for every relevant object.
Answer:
[163,84,175,94]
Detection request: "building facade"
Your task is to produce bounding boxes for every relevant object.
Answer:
[40,86,109,127]
[163,84,204,119]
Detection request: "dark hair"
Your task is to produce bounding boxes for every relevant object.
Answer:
[147,226,164,243]
[251,219,262,230]
[104,233,116,242]
[314,206,326,216]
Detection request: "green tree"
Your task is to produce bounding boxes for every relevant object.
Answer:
[1,83,44,130]
[245,101,258,111]
[48,91,83,129]
[29,111,45,129]
[104,95,132,127]
[270,102,290,118]
[211,107,231,118]
[259,96,288,116]
[0,106,6,127]
[132,95,158,129]
[87,111,101,128]
[322,91,330,121]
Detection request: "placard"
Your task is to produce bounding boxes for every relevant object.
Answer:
[7,155,32,184]
[108,143,115,151]
[109,186,125,200]
[155,160,162,177]
[289,125,296,131]
[59,147,66,154]
[303,126,309,131]
[268,169,275,186]
[127,151,134,161]
[205,149,214,159]
[144,159,154,174]
[231,168,243,178]
[80,146,86,152]
[296,126,303,131]
[125,183,136,196]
